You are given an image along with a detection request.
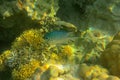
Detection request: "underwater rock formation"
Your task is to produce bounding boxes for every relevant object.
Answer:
[0,0,59,20]
[57,0,120,33]
[79,63,120,80]
[100,32,120,77]
[57,0,96,28]
[86,0,120,34]
[0,0,59,49]
[16,0,59,20]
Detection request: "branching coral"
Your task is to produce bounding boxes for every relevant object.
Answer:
[4,29,49,69]
[12,59,41,80]
[12,29,45,49]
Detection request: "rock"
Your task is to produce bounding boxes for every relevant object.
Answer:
[100,32,120,77]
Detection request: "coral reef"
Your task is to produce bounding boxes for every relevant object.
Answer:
[0,0,120,80]
[5,29,49,69]
[100,32,120,77]
[74,27,113,64]
[0,11,40,46]
[79,64,109,80]
[0,0,59,51]
[12,29,45,49]
[16,0,59,20]
[61,45,74,57]
[85,0,120,34]
[79,63,120,80]
[12,59,41,80]
[0,26,115,80]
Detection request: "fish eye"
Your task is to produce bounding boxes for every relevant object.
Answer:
[45,37,48,39]
[44,36,49,40]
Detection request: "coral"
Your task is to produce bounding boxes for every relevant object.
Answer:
[50,53,59,62]
[0,50,11,71]
[47,65,64,78]
[100,32,120,77]
[36,64,71,80]
[12,29,44,49]
[74,28,113,64]
[12,59,41,80]
[46,44,77,64]
[79,63,109,80]
[4,29,49,69]
[61,45,74,57]
[17,0,59,20]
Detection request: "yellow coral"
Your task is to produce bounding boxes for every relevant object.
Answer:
[62,45,74,57]
[0,50,11,71]
[12,29,44,49]
[12,59,41,80]
[50,53,59,61]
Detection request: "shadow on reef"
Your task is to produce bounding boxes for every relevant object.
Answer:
[56,0,96,29]
[0,67,12,80]
[0,10,41,80]
[0,11,40,53]
[0,65,12,80]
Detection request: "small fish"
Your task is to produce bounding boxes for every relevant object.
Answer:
[44,30,77,45]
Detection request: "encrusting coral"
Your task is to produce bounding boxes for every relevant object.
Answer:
[79,63,120,80]
[100,32,120,77]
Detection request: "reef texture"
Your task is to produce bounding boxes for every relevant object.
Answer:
[0,27,116,80]
[0,0,59,45]
[74,27,113,64]
[100,32,120,77]
[57,0,120,33]
[86,0,120,33]
[16,0,59,20]
[0,0,120,80]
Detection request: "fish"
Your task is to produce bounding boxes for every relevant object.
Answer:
[44,30,77,45]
